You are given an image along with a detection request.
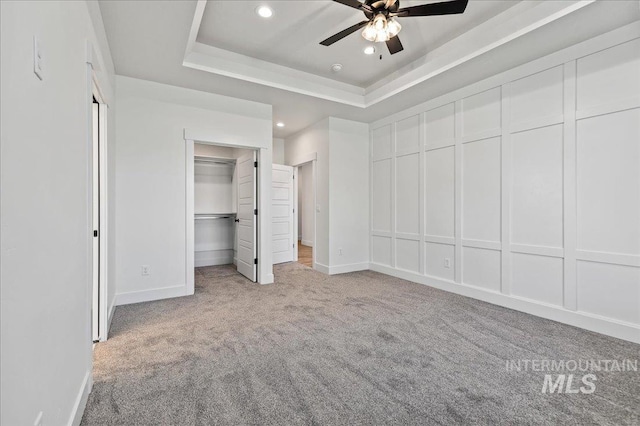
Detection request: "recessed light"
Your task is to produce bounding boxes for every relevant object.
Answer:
[330,63,343,73]
[364,46,376,55]
[256,6,273,18]
[276,122,285,128]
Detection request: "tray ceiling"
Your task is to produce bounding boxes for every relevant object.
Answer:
[184,0,624,107]
[196,1,516,88]
[98,0,640,137]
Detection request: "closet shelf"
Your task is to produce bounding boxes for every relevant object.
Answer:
[194,156,236,166]
[195,213,237,220]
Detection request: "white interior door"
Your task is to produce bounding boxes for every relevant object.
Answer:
[91,103,100,341]
[272,164,294,264]
[236,151,257,281]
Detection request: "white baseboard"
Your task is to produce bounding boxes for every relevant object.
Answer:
[370,263,640,344]
[329,262,370,275]
[115,284,187,306]
[301,239,314,247]
[194,257,234,267]
[313,262,370,275]
[260,273,275,285]
[68,370,92,426]
[194,249,234,267]
[314,262,330,274]
[106,300,116,337]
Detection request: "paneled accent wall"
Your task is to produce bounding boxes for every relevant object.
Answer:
[370,30,640,343]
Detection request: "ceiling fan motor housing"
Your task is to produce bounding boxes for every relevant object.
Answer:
[363,0,400,20]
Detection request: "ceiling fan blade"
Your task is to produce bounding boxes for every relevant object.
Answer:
[332,0,367,10]
[385,0,398,9]
[372,0,398,9]
[386,35,404,54]
[320,21,370,46]
[395,0,468,17]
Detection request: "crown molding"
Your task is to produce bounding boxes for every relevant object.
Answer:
[183,0,596,108]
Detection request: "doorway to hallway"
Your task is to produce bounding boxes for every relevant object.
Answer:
[297,241,313,267]
[296,162,314,268]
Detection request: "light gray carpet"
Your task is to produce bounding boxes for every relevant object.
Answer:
[82,263,640,425]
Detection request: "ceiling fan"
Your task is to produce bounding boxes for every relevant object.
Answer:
[320,0,469,55]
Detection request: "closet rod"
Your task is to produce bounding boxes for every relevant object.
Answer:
[195,216,235,220]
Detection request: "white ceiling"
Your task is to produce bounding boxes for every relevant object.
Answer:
[196,0,516,88]
[98,0,640,138]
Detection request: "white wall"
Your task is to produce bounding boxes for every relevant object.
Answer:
[329,118,370,271]
[273,138,285,164]
[116,76,272,304]
[194,163,234,214]
[194,144,236,159]
[370,24,640,343]
[1,1,116,424]
[299,163,314,246]
[285,117,369,274]
[285,119,330,267]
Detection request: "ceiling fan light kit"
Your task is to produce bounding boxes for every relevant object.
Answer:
[362,15,401,42]
[320,0,469,55]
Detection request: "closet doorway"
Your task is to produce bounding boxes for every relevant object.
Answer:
[193,144,258,283]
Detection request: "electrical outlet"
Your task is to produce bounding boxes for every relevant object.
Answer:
[34,412,43,426]
[141,265,150,276]
[444,258,451,269]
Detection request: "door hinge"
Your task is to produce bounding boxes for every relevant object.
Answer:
[254,258,258,265]
[254,161,258,168]
[254,208,258,215]
[93,230,98,238]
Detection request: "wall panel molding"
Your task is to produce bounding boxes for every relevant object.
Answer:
[511,244,564,258]
[576,96,640,120]
[510,114,564,134]
[576,250,640,268]
[563,60,579,311]
[370,28,640,343]
[501,82,512,295]
[460,128,502,144]
[390,123,397,268]
[462,239,502,251]
[424,235,456,245]
[370,263,640,344]
[396,232,421,242]
[454,101,463,283]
